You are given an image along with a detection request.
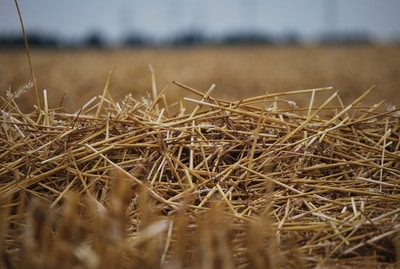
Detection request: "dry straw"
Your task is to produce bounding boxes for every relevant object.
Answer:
[0,78,399,268]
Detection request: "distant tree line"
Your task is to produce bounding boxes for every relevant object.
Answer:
[0,30,379,49]
[0,33,59,48]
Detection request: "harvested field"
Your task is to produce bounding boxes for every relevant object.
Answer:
[0,47,400,268]
[1,45,400,112]
[0,46,400,268]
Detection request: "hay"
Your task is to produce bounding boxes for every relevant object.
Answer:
[1,79,399,268]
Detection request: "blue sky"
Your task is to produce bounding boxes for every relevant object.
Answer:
[1,0,400,43]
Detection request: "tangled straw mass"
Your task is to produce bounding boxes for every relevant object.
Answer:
[1,79,399,268]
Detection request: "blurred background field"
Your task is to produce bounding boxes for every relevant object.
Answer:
[1,45,399,112]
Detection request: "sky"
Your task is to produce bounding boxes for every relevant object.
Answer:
[1,0,400,44]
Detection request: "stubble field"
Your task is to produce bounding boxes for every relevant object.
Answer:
[1,45,400,268]
[1,45,399,112]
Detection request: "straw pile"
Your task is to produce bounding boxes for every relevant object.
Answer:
[1,79,399,269]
